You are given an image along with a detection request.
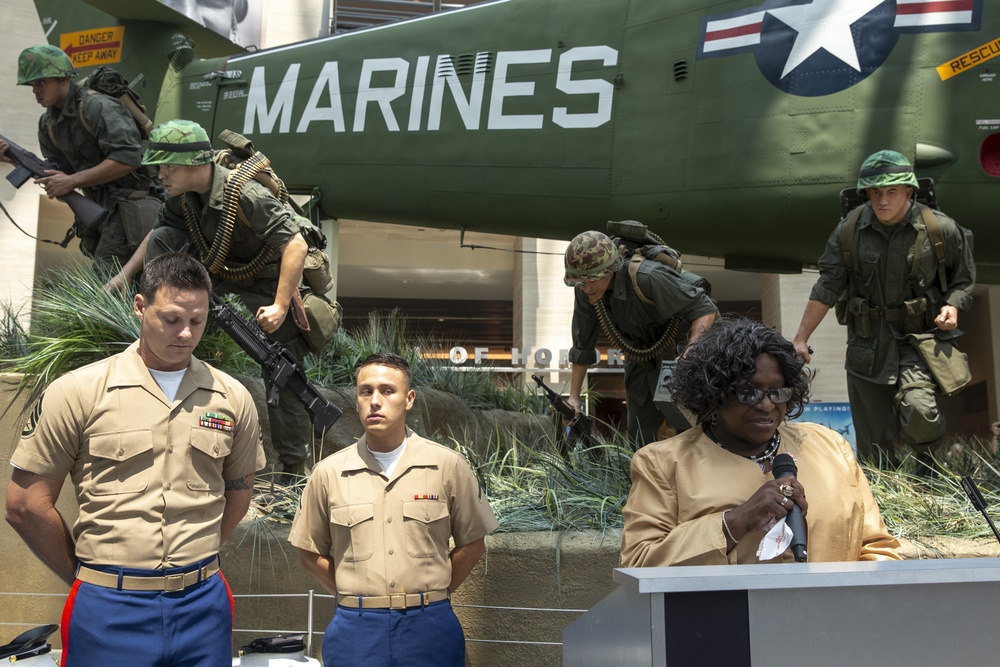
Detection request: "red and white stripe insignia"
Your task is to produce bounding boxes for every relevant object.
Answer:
[703,11,766,54]
[895,0,976,28]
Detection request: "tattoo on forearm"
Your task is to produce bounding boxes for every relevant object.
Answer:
[225,474,254,491]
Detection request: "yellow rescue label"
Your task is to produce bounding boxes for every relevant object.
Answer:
[59,27,124,68]
[937,36,1000,81]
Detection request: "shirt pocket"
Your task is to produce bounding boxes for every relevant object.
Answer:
[86,431,154,496]
[188,427,233,492]
[402,500,450,559]
[329,503,376,563]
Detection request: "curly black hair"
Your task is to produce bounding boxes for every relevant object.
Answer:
[668,316,811,422]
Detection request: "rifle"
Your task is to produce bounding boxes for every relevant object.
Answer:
[209,292,343,433]
[531,374,594,455]
[0,134,109,231]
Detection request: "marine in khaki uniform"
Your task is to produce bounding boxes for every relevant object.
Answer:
[5,253,265,666]
[564,230,718,447]
[290,353,498,667]
[109,119,341,478]
[793,150,976,469]
[0,44,160,270]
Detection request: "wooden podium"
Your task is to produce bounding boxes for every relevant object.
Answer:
[563,558,1000,666]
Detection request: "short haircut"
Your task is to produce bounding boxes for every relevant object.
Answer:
[669,316,811,421]
[357,352,412,388]
[139,253,212,302]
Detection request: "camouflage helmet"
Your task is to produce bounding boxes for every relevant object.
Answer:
[856,150,919,192]
[142,120,215,166]
[564,231,620,286]
[17,45,76,85]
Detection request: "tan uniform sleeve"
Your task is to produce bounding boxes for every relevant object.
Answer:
[10,375,85,479]
[620,447,730,568]
[288,470,332,555]
[448,454,499,548]
[839,439,902,561]
[220,379,265,480]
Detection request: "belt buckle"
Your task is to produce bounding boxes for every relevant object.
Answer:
[165,573,185,592]
[389,594,407,610]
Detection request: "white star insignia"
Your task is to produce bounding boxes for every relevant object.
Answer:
[767,0,885,78]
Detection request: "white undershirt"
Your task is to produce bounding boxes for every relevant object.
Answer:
[368,437,407,477]
[148,368,187,403]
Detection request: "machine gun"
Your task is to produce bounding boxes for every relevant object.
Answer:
[531,374,594,456]
[0,134,109,231]
[209,292,342,434]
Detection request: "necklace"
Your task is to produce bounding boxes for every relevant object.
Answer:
[708,427,781,472]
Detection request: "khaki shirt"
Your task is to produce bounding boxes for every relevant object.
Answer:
[289,429,499,596]
[11,342,265,569]
[620,421,901,567]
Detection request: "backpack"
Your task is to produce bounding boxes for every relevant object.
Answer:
[46,66,153,147]
[606,219,712,301]
[593,220,713,361]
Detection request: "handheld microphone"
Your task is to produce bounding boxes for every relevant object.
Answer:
[772,453,807,562]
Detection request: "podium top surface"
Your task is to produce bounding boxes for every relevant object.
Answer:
[615,557,1000,594]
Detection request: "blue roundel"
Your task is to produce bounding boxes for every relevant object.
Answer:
[753,1,899,97]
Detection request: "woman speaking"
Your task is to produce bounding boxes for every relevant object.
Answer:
[620,317,901,567]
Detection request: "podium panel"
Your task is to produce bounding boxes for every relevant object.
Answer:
[563,558,1000,666]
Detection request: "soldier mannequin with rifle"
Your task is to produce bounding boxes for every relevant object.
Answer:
[564,225,718,448]
[0,44,160,271]
[107,119,342,479]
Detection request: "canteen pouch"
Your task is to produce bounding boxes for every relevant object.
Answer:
[902,296,930,334]
[907,332,971,397]
[300,292,342,354]
[847,297,872,338]
[302,247,334,295]
[115,194,160,248]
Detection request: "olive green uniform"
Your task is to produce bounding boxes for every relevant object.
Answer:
[569,260,718,446]
[809,202,975,462]
[146,164,316,472]
[38,82,159,268]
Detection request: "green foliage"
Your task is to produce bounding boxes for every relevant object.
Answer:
[466,427,634,535]
[868,438,1000,542]
[0,302,28,363]
[1,272,545,415]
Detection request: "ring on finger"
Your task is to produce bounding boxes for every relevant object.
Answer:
[779,496,789,507]
[779,484,794,497]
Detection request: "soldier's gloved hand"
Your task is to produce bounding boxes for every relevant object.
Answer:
[934,305,958,331]
[256,303,287,334]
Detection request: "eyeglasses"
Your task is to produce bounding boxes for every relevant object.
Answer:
[734,386,794,406]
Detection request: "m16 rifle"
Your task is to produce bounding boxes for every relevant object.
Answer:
[0,134,109,231]
[209,292,342,434]
[531,374,594,457]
